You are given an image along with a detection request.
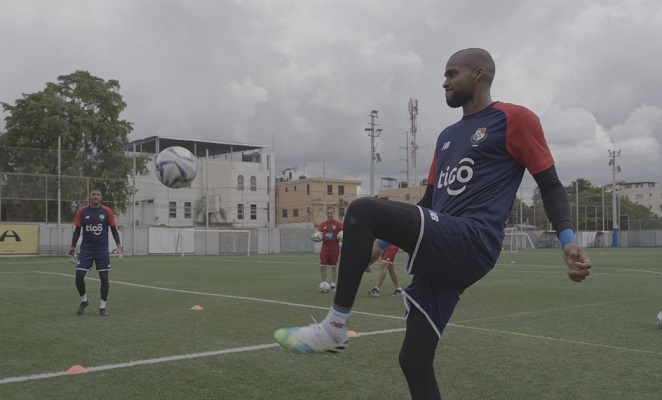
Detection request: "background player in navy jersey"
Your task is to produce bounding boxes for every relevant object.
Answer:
[274,48,592,399]
[69,189,122,317]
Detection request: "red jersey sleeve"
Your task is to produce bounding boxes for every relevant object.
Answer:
[103,205,117,227]
[74,207,84,227]
[496,102,554,175]
[427,151,438,185]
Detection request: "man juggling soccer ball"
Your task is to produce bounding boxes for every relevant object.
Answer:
[274,48,592,399]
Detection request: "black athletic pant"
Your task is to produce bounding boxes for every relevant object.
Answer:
[334,197,420,309]
[333,197,441,399]
[75,270,110,301]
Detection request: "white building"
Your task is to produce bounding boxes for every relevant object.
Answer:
[120,136,275,229]
[615,180,662,217]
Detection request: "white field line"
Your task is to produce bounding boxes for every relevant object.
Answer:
[31,271,406,321]
[0,343,278,385]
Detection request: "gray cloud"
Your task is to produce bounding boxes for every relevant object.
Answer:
[1,0,660,197]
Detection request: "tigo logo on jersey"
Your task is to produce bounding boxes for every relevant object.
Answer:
[86,224,104,235]
[437,157,474,196]
[471,128,487,146]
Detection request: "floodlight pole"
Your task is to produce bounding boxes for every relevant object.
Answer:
[608,150,621,247]
[365,110,382,197]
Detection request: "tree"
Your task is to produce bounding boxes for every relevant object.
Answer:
[0,71,149,222]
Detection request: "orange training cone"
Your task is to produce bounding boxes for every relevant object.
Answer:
[191,305,203,310]
[65,365,88,375]
[346,330,359,338]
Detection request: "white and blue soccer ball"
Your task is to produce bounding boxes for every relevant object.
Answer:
[311,231,323,242]
[319,282,331,293]
[337,230,343,242]
[155,146,198,189]
[656,311,662,329]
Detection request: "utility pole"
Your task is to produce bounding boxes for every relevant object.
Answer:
[408,99,418,186]
[608,150,621,247]
[364,110,382,196]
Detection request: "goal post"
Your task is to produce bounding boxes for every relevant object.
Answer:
[177,229,251,257]
[502,228,535,253]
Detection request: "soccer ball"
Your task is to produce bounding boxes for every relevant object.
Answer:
[319,282,331,293]
[311,231,323,242]
[337,230,343,242]
[155,146,198,188]
[656,311,662,329]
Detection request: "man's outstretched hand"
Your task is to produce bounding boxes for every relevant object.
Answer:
[563,243,592,282]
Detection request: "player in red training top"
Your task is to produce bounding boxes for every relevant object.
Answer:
[312,206,343,291]
[69,189,122,317]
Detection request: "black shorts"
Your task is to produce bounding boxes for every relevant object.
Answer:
[76,249,111,272]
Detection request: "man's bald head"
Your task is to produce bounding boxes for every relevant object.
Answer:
[448,48,495,85]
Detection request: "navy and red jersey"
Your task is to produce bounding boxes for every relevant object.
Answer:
[426,101,553,257]
[318,219,343,254]
[73,205,117,253]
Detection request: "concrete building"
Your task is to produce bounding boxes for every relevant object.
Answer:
[614,180,662,217]
[120,136,275,229]
[377,182,427,205]
[276,174,361,226]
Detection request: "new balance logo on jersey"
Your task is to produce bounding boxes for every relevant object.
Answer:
[437,157,474,196]
[85,224,104,235]
[441,141,451,150]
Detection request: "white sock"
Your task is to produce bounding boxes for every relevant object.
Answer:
[81,294,88,302]
[100,300,107,309]
[322,307,351,342]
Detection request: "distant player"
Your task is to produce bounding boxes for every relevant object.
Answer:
[367,239,403,296]
[313,206,343,291]
[69,189,122,316]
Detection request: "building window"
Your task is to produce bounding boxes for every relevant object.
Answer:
[338,185,345,196]
[237,175,244,191]
[184,202,192,218]
[251,204,257,220]
[338,207,345,219]
[238,204,244,220]
[250,176,257,191]
[282,209,288,218]
[307,184,310,195]
[327,185,333,195]
[267,177,271,194]
[169,201,176,218]
[293,209,299,218]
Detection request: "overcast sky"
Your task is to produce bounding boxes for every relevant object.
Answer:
[1,0,661,199]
